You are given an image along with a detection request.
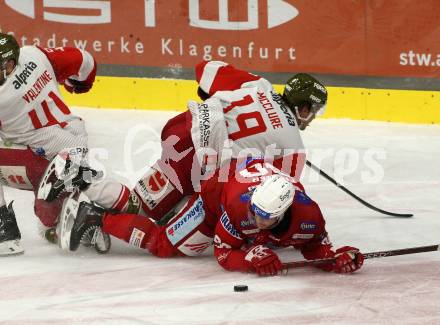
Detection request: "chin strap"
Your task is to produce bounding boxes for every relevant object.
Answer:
[293,106,315,130]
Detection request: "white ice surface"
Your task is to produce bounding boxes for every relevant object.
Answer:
[1,108,440,325]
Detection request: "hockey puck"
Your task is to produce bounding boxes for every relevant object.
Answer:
[234,285,248,292]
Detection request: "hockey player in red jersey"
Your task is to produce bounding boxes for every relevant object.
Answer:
[212,171,363,275]
[0,33,130,255]
[59,159,364,276]
[50,60,328,235]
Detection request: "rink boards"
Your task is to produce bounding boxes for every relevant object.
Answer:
[61,76,440,125]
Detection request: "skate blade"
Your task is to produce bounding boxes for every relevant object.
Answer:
[58,197,80,251]
[0,240,24,256]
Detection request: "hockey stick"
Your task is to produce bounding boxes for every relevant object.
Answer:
[282,244,440,269]
[305,160,413,217]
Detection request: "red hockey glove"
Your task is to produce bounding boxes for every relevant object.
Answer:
[245,245,283,276]
[332,246,364,273]
[64,78,93,94]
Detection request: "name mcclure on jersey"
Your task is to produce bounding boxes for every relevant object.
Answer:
[257,91,283,129]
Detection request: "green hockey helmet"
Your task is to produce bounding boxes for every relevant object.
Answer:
[0,33,20,71]
[282,73,328,118]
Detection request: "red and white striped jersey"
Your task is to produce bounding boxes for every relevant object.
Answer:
[191,61,305,180]
[0,46,96,158]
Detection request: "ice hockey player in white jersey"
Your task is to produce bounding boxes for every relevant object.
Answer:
[0,33,130,255]
[50,60,329,257]
[111,60,329,224]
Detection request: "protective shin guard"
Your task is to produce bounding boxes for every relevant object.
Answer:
[102,213,176,257]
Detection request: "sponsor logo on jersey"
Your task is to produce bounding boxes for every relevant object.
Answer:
[68,147,88,156]
[220,211,241,239]
[291,233,314,239]
[166,197,205,245]
[135,168,172,210]
[129,228,145,248]
[271,92,296,127]
[198,103,211,147]
[300,222,317,232]
[12,61,38,90]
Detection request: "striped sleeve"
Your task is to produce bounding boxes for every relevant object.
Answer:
[195,60,261,96]
[37,46,97,85]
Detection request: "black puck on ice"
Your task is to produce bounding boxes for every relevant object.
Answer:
[234,285,248,292]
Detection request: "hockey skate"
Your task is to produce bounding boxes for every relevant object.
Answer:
[0,202,24,256]
[38,155,103,202]
[58,199,110,254]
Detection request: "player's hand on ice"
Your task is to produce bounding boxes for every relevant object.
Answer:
[332,246,364,273]
[64,78,93,94]
[245,245,283,276]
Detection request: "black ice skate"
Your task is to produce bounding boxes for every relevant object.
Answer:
[59,200,110,254]
[0,202,24,256]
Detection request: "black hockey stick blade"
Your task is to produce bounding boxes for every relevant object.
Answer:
[282,244,440,269]
[305,160,413,217]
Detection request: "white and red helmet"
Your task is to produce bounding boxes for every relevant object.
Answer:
[250,175,296,221]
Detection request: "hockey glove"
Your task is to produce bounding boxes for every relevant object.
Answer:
[245,245,283,276]
[332,246,364,273]
[64,78,93,94]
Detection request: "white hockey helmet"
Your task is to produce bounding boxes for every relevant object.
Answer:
[250,175,295,220]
